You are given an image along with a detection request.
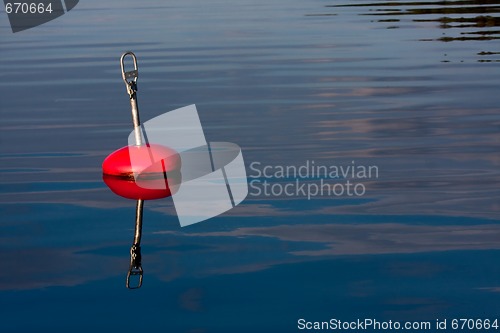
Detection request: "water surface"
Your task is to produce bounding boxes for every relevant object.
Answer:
[1,0,499,332]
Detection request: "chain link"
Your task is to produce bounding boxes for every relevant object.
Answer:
[126,81,137,99]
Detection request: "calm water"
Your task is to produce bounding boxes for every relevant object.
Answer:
[1,0,499,332]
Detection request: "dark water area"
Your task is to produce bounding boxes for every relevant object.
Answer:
[1,0,499,332]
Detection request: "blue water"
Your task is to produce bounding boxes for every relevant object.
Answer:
[1,0,499,332]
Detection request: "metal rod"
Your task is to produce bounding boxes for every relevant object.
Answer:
[121,52,145,289]
[120,51,143,146]
[134,199,144,245]
[130,97,143,146]
[127,199,144,289]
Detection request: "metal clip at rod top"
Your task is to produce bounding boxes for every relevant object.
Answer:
[120,51,139,86]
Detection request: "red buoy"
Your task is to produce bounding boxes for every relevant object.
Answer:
[103,144,181,200]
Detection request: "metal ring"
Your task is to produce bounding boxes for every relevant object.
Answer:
[120,51,139,86]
